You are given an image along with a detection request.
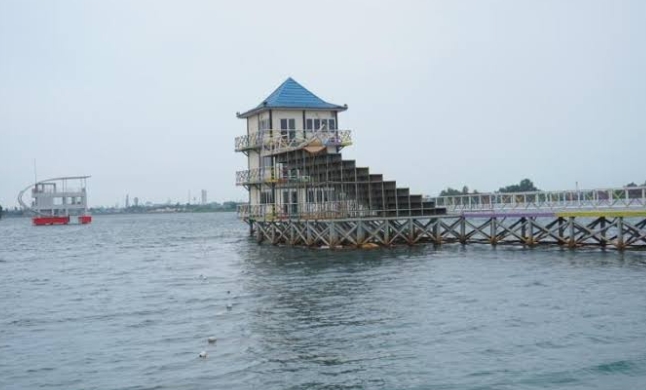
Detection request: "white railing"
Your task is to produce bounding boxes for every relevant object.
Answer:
[432,187,646,213]
[235,168,312,186]
[237,201,441,220]
[234,129,352,154]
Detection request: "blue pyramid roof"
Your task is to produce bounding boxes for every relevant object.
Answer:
[238,78,347,118]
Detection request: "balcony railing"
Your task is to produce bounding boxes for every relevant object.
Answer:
[234,129,352,154]
[237,201,442,221]
[235,168,313,186]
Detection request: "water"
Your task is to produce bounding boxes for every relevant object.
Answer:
[1,213,646,389]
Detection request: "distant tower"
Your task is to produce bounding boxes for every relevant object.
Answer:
[125,194,130,208]
[201,189,207,205]
[133,197,139,207]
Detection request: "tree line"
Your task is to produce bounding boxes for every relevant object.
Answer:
[439,178,539,196]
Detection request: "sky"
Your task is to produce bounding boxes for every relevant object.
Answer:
[1,0,645,208]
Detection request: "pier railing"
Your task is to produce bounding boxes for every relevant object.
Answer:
[234,129,352,154]
[432,187,646,213]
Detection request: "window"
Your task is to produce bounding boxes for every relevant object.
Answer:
[260,191,273,204]
[305,118,336,131]
[280,118,296,139]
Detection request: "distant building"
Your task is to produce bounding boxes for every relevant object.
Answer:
[125,194,130,208]
[133,197,139,207]
[201,189,207,205]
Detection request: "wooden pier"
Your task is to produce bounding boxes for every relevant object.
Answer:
[242,187,646,250]
[247,209,646,250]
[234,79,646,250]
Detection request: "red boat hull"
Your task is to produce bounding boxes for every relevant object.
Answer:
[78,215,92,224]
[32,216,70,226]
[32,215,92,226]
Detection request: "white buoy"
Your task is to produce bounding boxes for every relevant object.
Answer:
[226,303,233,310]
[199,351,207,358]
[208,337,217,344]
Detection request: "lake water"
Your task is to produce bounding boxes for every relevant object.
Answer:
[1,212,646,389]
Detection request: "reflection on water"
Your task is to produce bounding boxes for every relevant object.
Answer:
[1,213,646,389]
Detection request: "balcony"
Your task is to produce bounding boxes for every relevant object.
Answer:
[234,129,352,155]
[235,168,312,186]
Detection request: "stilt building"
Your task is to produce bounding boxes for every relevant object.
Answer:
[235,78,445,221]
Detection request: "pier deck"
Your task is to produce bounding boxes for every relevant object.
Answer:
[243,186,646,250]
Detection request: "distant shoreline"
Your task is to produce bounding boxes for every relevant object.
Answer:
[0,209,237,218]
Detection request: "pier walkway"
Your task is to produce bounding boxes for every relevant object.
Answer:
[243,186,646,250]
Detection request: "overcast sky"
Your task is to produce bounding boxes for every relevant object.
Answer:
[1,0,645,208]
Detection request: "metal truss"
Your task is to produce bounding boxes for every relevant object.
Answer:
[249,214,646,250]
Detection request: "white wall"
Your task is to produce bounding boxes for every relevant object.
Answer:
[272,109,304,130]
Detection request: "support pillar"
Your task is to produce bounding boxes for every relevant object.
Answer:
[383,220,391,246]
[600,217,607,247]
[356,220,366,246]
[306,220,313,246]
[558,217,565,246]
[408,218,415,245]
[433,218,441,245]
[255,223,264,243]
[459,217,466,244]
[568,217,576,248]
[490,217,498,246]
[521,217,527,244]
[527,217,535,246]
[617,217,625,250]
[329,221,338,248]
[289,223,296,245]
